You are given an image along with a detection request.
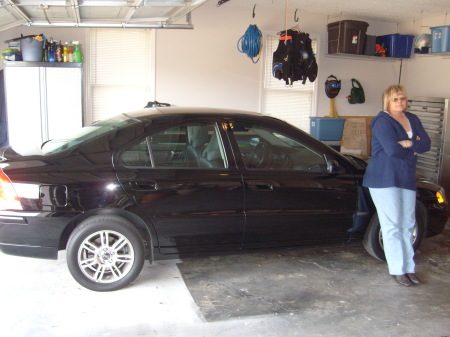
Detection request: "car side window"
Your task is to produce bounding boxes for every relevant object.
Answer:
[120,140,152,167]
[231,122,327,172]
[120,123,227,169]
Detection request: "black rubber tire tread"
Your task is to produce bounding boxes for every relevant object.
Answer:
[362,213,386,261]
[66,215,145,292]
[363,207,426,262]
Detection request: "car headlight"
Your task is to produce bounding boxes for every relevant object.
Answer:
[436,188,447,204]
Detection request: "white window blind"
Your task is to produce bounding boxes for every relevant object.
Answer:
[263,35,317,133]
[89,29,154,122]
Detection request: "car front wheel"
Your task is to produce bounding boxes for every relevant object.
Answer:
[362,207,426,262]
[67,215,145,291]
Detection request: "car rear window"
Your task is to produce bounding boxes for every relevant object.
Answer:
[41,114,138,155]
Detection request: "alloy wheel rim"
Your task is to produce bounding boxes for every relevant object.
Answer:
[77,230,135,284]
[379,224,418,250]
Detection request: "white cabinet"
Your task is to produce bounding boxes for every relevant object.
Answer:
[4,62,83,154]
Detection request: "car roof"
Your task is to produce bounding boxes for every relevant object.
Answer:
[122,107,263,122]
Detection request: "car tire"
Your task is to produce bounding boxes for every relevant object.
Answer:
[362,206,426,262]
[66,215,145,291]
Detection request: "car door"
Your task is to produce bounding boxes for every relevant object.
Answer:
[114,119,245,254]
[227,119,359,248]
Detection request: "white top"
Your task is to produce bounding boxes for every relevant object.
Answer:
[384,111,413,139]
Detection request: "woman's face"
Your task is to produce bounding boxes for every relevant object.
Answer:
[388,92,407,114]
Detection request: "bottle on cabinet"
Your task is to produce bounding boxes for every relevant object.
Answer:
[63,42,69,62]
[48,38,55,62]
[55,41,63,62]
[73,41,83,63]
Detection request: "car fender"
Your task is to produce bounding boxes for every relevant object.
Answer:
[58,208,155,263]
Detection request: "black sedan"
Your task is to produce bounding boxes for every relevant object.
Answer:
[0,107,447,291]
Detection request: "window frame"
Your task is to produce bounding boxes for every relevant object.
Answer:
[86,28,156,125]
[229,120,329,173]
[119,121,229,170]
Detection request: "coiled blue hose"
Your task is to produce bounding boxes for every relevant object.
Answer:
[237,24,263,63]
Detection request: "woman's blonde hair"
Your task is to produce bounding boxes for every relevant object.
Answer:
[382,84,408,112]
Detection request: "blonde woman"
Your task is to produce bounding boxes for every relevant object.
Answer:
[363,84,431,287]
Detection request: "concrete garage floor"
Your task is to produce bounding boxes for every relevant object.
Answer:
[0,225,449,337]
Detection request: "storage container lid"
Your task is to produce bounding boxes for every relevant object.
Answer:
[327,20,369,27]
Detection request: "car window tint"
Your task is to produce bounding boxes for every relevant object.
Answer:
[121,140,152,167]
[43,115,135,155]
[150,125,188,167]
[231,123,327,172]
[121,123,228,169]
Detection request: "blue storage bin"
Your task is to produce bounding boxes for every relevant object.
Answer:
[376,34,415,58]
[430,26,450,53]
[310,117,346,141]
[20,37,44,61]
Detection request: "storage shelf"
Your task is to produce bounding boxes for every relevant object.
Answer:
[413,52,450,59]
[325,53,410,61]
[4,61,83,68]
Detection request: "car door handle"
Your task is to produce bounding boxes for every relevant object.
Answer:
[248,181,274,191]
[130,180,158,191]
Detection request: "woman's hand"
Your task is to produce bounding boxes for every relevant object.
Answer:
[398,140,413,148]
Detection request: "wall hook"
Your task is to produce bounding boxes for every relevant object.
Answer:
[294,9,299,22]
[252,4,256,18]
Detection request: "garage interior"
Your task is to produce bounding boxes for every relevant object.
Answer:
[0,0,449,336]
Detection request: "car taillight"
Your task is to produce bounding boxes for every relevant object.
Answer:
[0,169,22,210]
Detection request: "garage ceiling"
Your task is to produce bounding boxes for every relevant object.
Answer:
[0,0,448,32]
[0,0,209,31]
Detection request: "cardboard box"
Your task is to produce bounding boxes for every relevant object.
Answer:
[339,116,373,158]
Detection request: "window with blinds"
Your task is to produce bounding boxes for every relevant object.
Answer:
[89,29,155,122]
[263,35,317,133]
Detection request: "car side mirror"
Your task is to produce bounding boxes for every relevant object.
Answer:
[325,155,340,173]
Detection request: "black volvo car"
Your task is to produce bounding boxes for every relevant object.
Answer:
[0,107,447,291]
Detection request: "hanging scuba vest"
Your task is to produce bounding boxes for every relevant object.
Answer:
[272,29,318,85]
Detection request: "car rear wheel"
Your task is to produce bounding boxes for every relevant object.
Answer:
[362,207,426,262]
[67,215,145,291]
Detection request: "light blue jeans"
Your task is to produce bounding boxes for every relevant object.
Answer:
[369,187,417,275]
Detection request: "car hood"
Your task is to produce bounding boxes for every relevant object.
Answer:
[416,175,443,193]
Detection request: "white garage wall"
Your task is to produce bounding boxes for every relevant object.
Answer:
[153,6,262,111]
[0,6,448,120]
[155,5,450,117]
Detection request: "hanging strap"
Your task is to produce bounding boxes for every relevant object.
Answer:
[351,78,363,89]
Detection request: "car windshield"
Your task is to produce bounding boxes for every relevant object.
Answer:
[41,114,138,155]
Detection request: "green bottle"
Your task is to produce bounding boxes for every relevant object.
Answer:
[73,41,82,62]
